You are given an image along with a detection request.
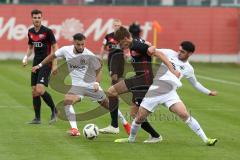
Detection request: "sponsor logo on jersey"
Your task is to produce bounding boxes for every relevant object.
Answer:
[33,42,43,48]
[40,77,44,83]
[69,63,86,70]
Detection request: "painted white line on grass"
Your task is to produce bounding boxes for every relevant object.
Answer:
[0,105,25,108]
[197,75,240,87]
[189,108,240,111]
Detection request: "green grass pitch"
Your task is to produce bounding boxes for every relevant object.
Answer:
[0,60,240,160]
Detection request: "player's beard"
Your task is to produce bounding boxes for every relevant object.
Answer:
[74,47,84,54]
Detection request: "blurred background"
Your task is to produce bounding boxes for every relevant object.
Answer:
[0,0,240,62]
[0,3,240,160]
[1,0,240,6]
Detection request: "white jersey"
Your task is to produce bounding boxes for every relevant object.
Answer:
[55,45,101,86]
[155,49,194,88]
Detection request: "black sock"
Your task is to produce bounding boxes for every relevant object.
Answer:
[33,96,41,119]
[41,91,56,115]
[141,120,160,138]
[109,96,119,128]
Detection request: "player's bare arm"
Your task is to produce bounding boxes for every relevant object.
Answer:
[100,45,108,60]
[22,44,33,67]
[93,59,102,92]
[147,46,180,78]
[32,53,57,73]
[51,43,59,75]
[144,41,152,46]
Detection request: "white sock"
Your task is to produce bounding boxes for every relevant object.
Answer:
[185,116,208,143]
[128,119,140,142]
[118,109,128,125]
[64,105,78,130]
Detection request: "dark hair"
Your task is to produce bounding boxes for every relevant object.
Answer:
[129,22,141,38]
[31,9,42,16]
[73,33,86,41]
[114,26,131,42]
[181,41,195,53]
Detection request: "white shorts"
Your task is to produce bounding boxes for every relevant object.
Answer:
[68,83,106,102]
[140,85,181,112]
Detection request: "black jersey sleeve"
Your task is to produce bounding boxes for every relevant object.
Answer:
[131,39,149,54]
[110,52,124,77]
[47,29,56,45]
[27,30,32,45]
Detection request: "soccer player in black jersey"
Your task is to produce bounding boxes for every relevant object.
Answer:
[22,9,58,124]
[107,26,180,143]
[127,22,161,142]
[99,19,131,135]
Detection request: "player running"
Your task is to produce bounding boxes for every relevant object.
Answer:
[115,41,218,146]
[32,33,109,136]
[22,9,58,124]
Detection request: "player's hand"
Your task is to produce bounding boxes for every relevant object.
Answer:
[32,66,39,73]
[22,55,28,67]
[93,82,100,92]
[209,90,217,96]
[147,46,156,56]
[173,70,181,78]
[51,66,58,75]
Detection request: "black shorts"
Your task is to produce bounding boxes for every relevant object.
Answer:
[108,49,124,79]
[124,74,153,106]
[31,65,51,87]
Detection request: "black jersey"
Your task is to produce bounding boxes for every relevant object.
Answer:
[104,32,124,77]
[130,38,153,85]
[28,25,56,65]
[104,32,121,52]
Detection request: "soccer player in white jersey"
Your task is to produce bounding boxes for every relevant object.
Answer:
[32,33,109,136]
[115,41,218,146]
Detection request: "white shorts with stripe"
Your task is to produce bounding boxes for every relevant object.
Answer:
[140,81,182,112]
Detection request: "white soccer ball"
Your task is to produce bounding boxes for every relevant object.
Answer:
[83,124,99,140]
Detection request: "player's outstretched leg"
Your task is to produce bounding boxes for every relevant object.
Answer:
[170,102,218,146]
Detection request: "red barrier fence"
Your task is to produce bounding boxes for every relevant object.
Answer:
[0,5,239,55]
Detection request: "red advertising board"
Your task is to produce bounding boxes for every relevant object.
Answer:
[0,5,239,54]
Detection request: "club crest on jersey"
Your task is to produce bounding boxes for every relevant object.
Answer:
[80,58,86,65]
[39,34,46,39]
[180,66,185,70]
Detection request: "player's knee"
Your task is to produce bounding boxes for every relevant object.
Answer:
[178,111,190,121]
[135,113,146,124]
[64,96,74,105]
[99,98,109,110]
[135,107,150,124]
[107,87,118,97]
[64,99,73,105]
[32,90,38,97]
[35,86,45,95]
